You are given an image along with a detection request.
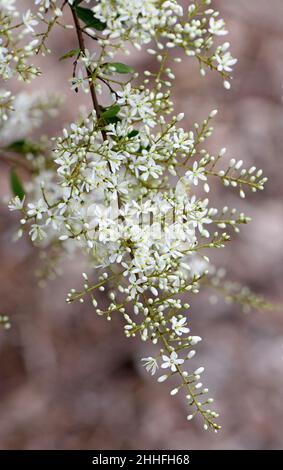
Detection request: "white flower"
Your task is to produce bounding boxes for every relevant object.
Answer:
[215,52,237,73]
[141,356,158,375]
[29,224,47,242]
[209,17,228,36]
[34,0,52,8]
[45,212,64,230]
[117,84,155,124]
[70,69,89,93]
[106,175,128,196]
[185,161,207,186]
[128,274,144,298]
[131,199,153,217]
[8,196,25,211]
[116,83,132,103]
[187,196,212,233]
[23,10,38,33]
[27,199,47,220]
[171,316,190,336]
[172,129,194,152]
[0,0,15,11]
[81,49,97,70]
[129,153,162,181]
[161,351,184,372]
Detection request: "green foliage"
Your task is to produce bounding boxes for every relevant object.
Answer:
[59,49,80,61]
[6,139,40,155]
[73,6,106,31]
[127,130,139,138]
[10,168,25,201]
[104,62,135,74]
[101,105,121,124]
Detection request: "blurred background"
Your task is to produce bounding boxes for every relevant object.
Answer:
[0,0,283,450]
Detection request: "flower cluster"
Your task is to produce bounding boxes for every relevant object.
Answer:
[0,90,61,144]
[92,0,237,88]
[0,0,40,81]
[2,0,268,432]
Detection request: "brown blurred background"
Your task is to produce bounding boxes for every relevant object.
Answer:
[0,0,283,450]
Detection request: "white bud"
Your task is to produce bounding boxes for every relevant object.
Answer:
[190,336,202,345]
[157,375,168,383]
[176,112,185,121]
[219,147,226,157]
[209,109,218,118]
[187,350,196,359]
[235,160,243,170]
[204,183,210,193]
[224,80,231,90]
[59,235,69,241]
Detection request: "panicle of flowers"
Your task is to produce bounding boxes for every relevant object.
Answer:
[0,90,61,145]
[0,0,41,81]
[3,0,268,432]
[91,0,237,88]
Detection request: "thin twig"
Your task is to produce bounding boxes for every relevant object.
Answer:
[97,75,119,99]
[0,153,32,172]
[70,6,107,141]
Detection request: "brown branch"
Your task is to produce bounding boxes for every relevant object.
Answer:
[70,6,107,141]
[97,75,119,99]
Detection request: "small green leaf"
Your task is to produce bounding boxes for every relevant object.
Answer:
[59,49,80,61]
[104,116,121,125]
[101,105,121,120]
[105,62,135,74]
[10,169,25,201]
[74,6,106,30]
[6,139,40,155]
[127,130,139,138]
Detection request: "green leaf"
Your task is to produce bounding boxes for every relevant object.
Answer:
[101,105,121,120]
[105,62,135,74]
[59,48,80,61]
[6,139,40,155]
[127,130,139,138]
[104,116,121,125]
[72,0,83,6]
[74,6,106,30]
[10,169,25,201]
